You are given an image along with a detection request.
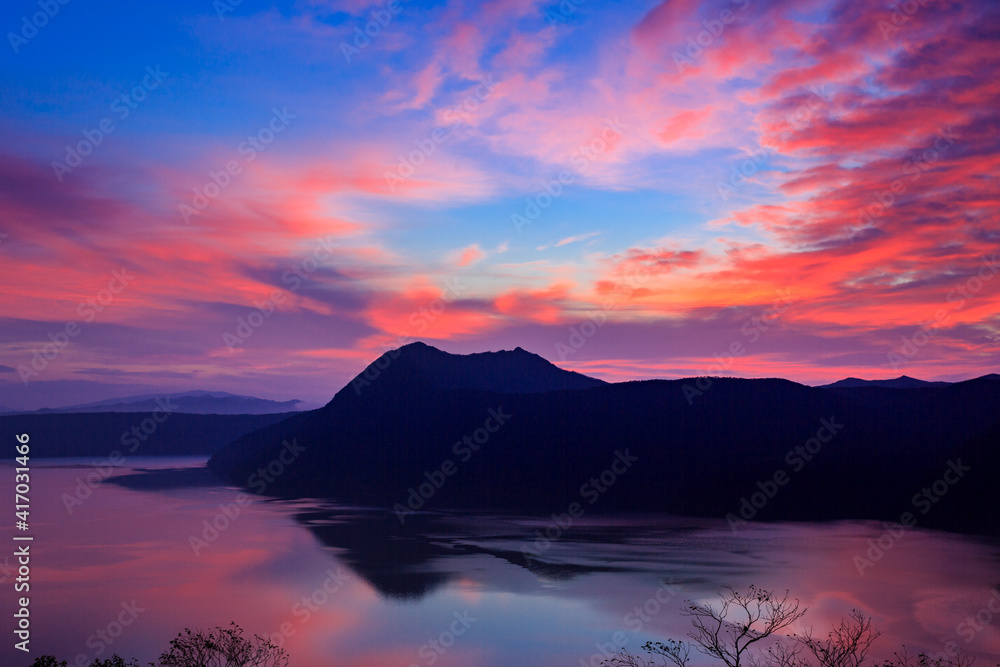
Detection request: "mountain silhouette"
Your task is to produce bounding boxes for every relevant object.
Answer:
[338,341,605,399]
[209,343,1000,536]
[819,375,952,389]
[25,390,310,415]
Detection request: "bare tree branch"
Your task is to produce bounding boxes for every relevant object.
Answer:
[157,622,288,667]
[683,585,806,667]
[796,609,881,667]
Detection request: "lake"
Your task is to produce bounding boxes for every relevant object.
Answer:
[2,457,999,667]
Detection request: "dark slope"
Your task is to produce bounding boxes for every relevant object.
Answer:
[1,412,295,457]
[209,344,1000,534]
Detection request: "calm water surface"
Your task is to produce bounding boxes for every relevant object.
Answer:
[2,457,998,667]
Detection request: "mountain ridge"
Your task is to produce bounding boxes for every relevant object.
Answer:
[335,341,606,402]
[20,390,311,415]
[818,375,953,389]
[209,343,1000,536]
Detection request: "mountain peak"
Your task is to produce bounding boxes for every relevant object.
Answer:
[338,342,606,399]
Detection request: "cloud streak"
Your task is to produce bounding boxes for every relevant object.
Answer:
[0,0,996,402]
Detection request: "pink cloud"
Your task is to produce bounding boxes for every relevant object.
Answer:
[457,244,485,267]
[657,106,714,144]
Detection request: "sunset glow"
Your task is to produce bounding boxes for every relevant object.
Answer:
[2,0,997,405]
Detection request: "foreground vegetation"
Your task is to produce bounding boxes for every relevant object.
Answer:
[604,585,996,667]
[28,622,287,667]
[27,586,1000,667]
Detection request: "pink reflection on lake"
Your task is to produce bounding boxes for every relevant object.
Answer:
[1,459,997,667]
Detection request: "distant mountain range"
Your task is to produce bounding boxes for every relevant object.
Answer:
[0,390,307,457]
[0,369,970,415]
[818,375,955,389]
[0,390,312,415]
[209,342,1000,536]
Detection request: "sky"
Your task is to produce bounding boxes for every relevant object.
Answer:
[1,0,998,407]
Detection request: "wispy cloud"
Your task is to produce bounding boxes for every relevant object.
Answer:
[555,232,601,248]
[0,0,996,398]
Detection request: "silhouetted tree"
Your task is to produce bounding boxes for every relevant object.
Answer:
[796,609,881,667]
[28,658,67,667]
[685,585,805,667]
[602,640,688,667]
[157,621,287,667]
[604,585,805,667]
[26,623,285,667]
[603,587,995,667]
[878,647,978,667]
[29,657,139,667]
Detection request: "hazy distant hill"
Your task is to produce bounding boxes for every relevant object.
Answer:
[209,343,1000,536]
[28,390,309,415]
[819,375,953,389]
